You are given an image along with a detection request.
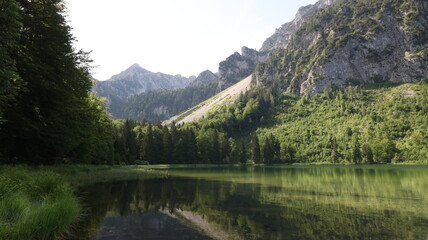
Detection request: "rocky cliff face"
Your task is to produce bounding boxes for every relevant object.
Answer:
[93,64,194,101]
[260,0,337,52]
[255,0,428,95]
[215,0,336,93]
[217,47,267,92]
[190,70,218,86]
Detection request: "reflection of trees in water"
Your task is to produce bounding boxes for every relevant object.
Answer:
[72,167,428,240]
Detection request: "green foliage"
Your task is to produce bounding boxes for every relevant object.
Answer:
[255,84,428,164]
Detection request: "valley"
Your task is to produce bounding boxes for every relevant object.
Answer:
[1,0,427,239]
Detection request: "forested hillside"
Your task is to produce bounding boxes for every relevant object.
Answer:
[119,82,426,165]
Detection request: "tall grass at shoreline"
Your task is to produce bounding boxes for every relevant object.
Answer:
[0,166,80,240]
[0,164,166,239]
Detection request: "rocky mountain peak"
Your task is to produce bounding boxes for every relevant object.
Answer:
[93,64,194,103]
[260,0,337,52]
[216,47,268,92]
[190,70,218,86]
[129,63,142,69]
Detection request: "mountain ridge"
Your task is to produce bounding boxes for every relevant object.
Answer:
[255,0,427,95]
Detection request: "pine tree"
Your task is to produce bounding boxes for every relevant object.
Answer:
[162,127,173,163]
[186,129,198,163]
[361,143,374,164]
[239,141,247,164]
[251,134,262,164]
[351,133,362,164]
[271,135,281,163]
[0,0,24,129]
[211,130,221,163]
[262,137,273,164]
[220,134,231,163]
[141,125,156,164]
[122,120,138,163]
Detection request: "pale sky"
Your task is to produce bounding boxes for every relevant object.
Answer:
[66,0,318,80]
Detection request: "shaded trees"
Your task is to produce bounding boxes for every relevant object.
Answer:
[0,0,114,164]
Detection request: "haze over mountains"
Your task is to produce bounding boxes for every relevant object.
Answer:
[93,0,427,123]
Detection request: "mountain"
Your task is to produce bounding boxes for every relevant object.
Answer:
[93,63,195,102]
[165,0,427,126]
[255,0,428,95]
[190,70,218,86]
[121,72,219,123]
[215,1,338,92]
[106,0,427,165]
[260,0,337,52]
[94,69,219,122]
[164,0,339,124]
[92,64,198,118]
[216,47,267,92]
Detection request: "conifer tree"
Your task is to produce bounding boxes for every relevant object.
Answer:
[262,137,273,164]
[251,134,262,164]
[162,127,173,163]
[239,141,247,164]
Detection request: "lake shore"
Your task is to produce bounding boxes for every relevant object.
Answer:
[0,164,162,239]
[1,163,426,239]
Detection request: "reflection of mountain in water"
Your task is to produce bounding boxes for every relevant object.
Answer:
[72,166,428,240]
[97,211,212,240]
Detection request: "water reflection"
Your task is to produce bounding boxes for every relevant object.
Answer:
[73,166,428,240]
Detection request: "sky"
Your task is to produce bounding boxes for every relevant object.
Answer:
[66,0,318,80]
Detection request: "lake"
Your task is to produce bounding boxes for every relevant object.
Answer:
[72,165,428,240]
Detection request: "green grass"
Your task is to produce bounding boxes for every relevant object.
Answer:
[0,166,80,240]
[45,164,166,184]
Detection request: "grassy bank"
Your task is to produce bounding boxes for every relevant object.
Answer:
[0,165,80,240]
[46,164,166,184]
[0,164,163,240]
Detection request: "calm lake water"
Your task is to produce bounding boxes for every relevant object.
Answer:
[72,165,428,240]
